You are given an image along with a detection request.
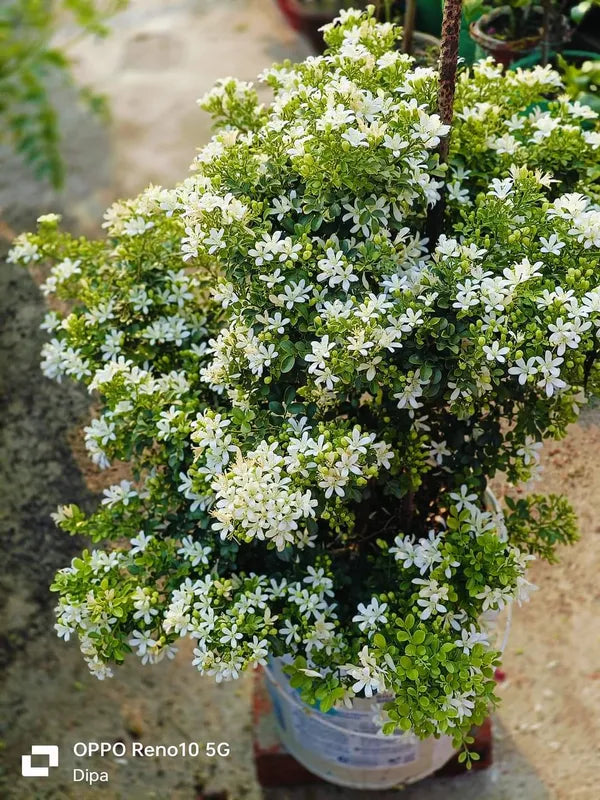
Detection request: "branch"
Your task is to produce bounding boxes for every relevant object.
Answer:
[403,0,417,54]
[426,0,463,247]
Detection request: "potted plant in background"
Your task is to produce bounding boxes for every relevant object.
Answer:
[275,0,343,52]
[9,6,600,790]
[468,0,573,66]
[557,53,600,111]
[275,0,442,62]
[508,0,600,71]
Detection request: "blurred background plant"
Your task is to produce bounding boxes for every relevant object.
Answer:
[0,0,127,188]
[557,53,600,110]
[465,0,600,64]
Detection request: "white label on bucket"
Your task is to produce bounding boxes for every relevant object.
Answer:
[289,705,419,768]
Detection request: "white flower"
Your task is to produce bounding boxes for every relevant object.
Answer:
[548,317,588,355]
[382,133,408,157]
[7,237,39,264]
[55,621,75,641]
[219,623,243,649]
[487,133,519,155]
[389,534,417,568]
[123,216,154,236]
[447,181,470,204]
[37,212,62,224]
[476,585,513,612]
[539,233,565,255]
[530,114,559,142]
[413,578,449,620]
[129,630,157,657]
[488,178,513,200]
[248,636,269,666]
[279,619,301,645]
[428,439,451,466]
[204,227,226,254]
[318,465,348,498]
[352,597,388,635]
[535,350,567,397]
[393,369,428,411]
[102,480,138,508]
[514,574,538,605]
[343,646,386,698]
[317,248,357,291]
[517,437,543,467]
[130,531,153,555]
[483,341,510,363]
[177,536,211,567]
[305,335,335,372]
[449,485,477,511]
[547,193,588,220]
[508,357,538,385]
[444,691,475,723]
[278,280,312,309]
[317,104,355,130]
[342,127,368,147]
[132,587,158,624]
[455,625,489,654]
[584,130,600,148]
[413,530,443,574]
[412,110,450,148]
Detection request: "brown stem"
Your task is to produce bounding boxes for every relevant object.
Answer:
[541,0,551,66]
[403,0,417,54]
[405,489,416,530]
[426,0,463,247]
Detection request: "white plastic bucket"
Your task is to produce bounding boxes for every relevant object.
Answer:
[263,488,509,789]
[264,658,456,789]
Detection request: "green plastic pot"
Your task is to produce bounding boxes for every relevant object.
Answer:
[416,0,443,36]
[510,48,600,69]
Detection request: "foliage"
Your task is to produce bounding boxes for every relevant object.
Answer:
[504,493,579,562]
[9,8,600,754]
[558,54,600,114]
[0,0,126,187]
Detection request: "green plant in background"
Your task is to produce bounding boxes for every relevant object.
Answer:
[465,0,600,42]
[8,8,600,759]
[0,0,127,188]
[558,54,600,112]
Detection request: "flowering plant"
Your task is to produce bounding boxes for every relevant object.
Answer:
[10,8,599,758]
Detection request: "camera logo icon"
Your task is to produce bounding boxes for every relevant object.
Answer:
[21,745,59,777]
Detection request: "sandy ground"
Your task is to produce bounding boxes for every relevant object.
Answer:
[1,2,599,798]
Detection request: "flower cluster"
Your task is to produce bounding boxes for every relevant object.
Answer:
[11,8,592,752]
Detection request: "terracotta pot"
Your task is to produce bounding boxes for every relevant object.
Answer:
[275,0,338,53]
[469,6,570,67]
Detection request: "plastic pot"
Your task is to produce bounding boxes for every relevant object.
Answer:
[275,0,337,53]
[416,0,443,37]
[264,657,456,789]
[469,6,570,67]
[510,48,599,69]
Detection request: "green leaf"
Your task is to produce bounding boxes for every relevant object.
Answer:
[280,355,295,373]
